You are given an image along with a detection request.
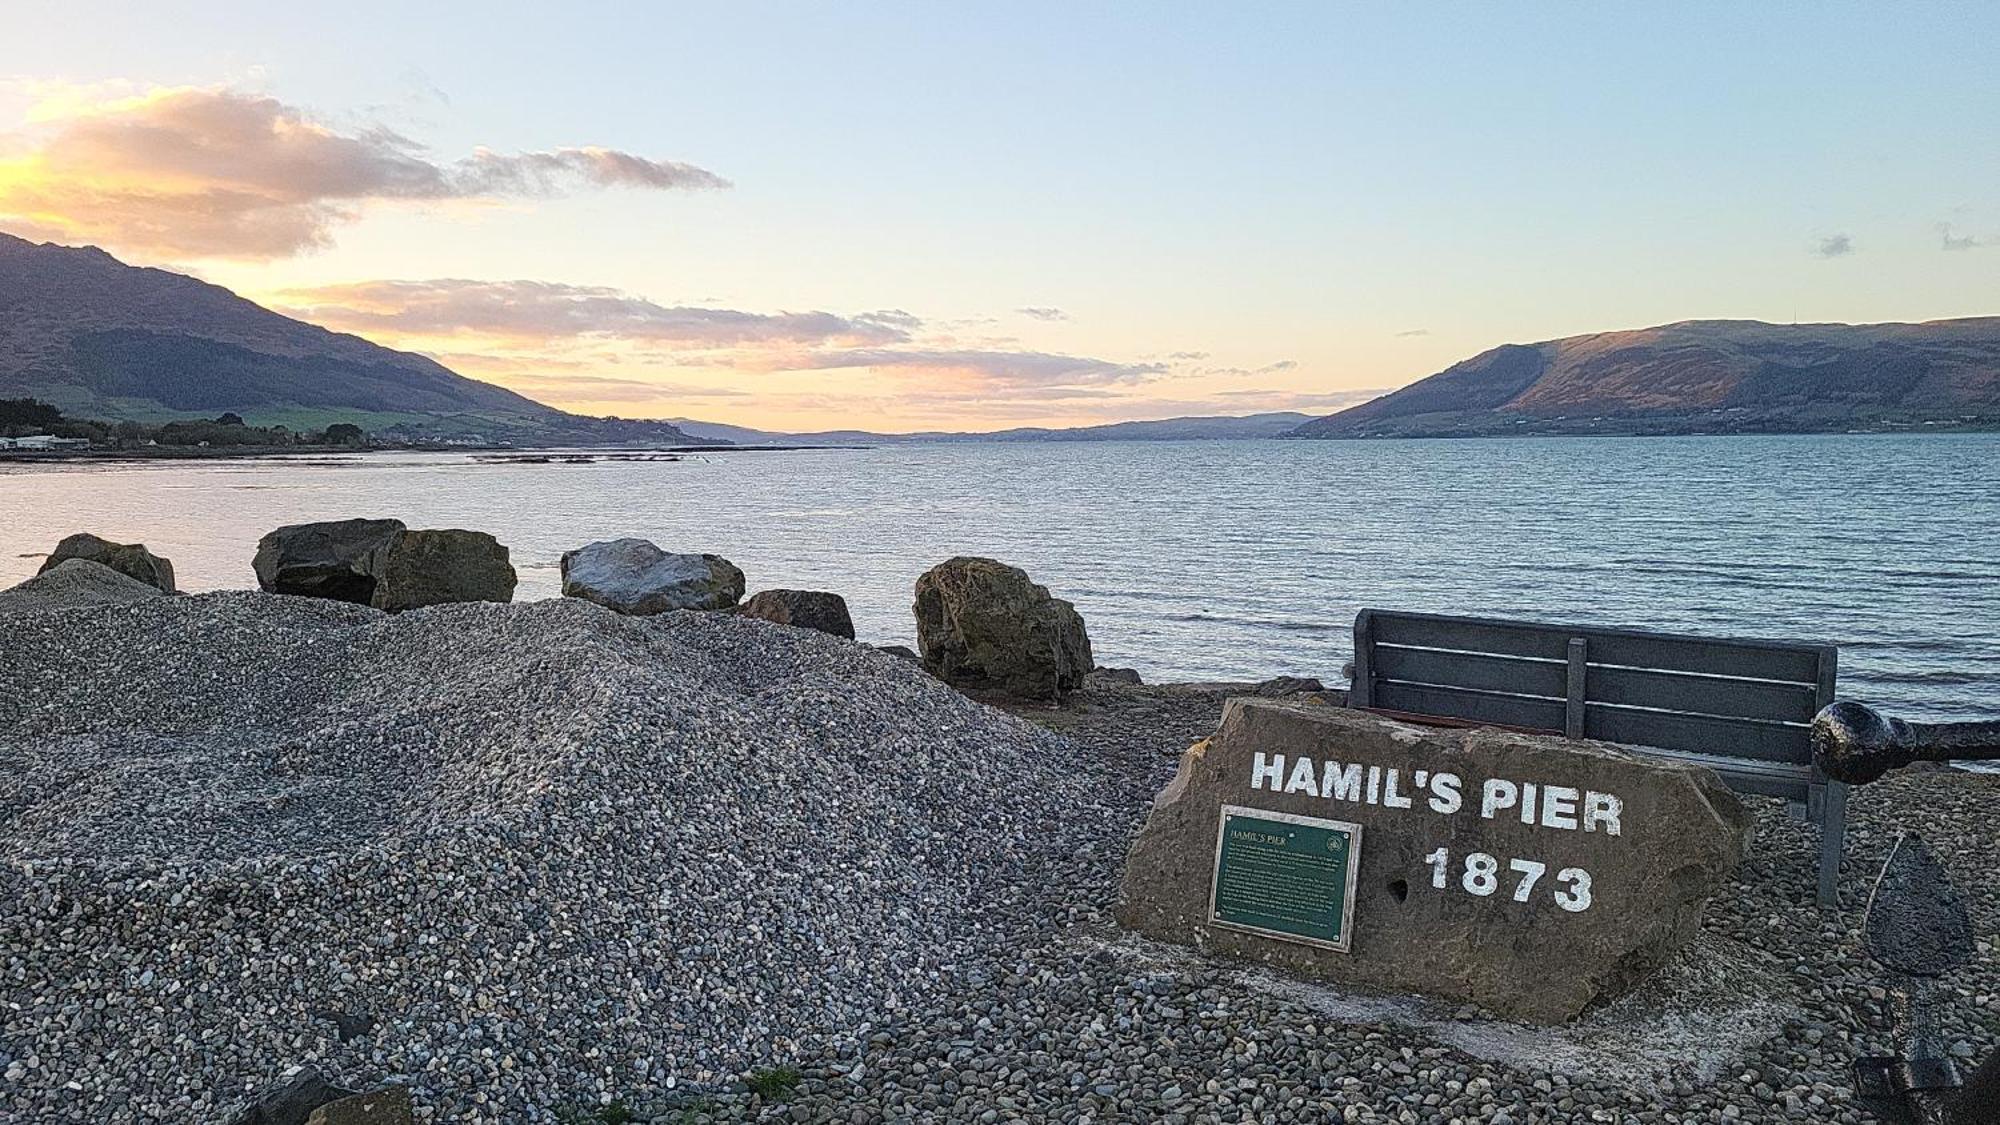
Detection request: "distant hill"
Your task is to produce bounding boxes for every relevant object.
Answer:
[0,233,712,445]
[670,411,1315,445]
[1289,318,2000,438]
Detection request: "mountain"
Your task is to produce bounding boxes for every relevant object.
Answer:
[0,233,711,445]
[670,411,1315,445]
[1289,318,2000,438]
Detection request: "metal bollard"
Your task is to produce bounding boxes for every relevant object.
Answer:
[1812,701,2000,786]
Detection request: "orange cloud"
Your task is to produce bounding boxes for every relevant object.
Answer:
[268,277,1169,403]
[0,85,726,259]
[274,278,905,348]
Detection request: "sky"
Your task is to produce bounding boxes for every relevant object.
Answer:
[0,3,1995,432]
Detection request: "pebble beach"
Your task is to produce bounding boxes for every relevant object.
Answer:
[1,576,1996,1123]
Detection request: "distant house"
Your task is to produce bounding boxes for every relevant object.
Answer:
[0,434,91,450]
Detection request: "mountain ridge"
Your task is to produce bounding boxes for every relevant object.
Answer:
[0,232,710,445]
[1290,317,2000,438]
[667,411,1315,445]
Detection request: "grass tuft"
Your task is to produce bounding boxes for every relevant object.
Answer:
[745,1064,803,1101]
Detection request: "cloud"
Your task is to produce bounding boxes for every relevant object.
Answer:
[1017,306,1068,321]
[490,373,752,403]
[855,309,923,332]
[1394,328,1430,337]
[1172,357,1298,379]
[1200,392,1392,414]
[0,85,726,259]
[271,276,1164,405]
[1938,222,1986,251]
[1813,233,1854,258]
[802,347,1166,390]
[274,279,903,347]
[453,147,726,195]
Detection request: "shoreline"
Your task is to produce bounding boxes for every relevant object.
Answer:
[0,585,1995,1122]
[0,442,861,465]
[3,427,1998,469]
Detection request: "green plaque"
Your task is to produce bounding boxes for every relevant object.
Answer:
[1209,804,1362,952]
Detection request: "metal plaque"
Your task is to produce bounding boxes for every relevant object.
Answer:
[1209,804,1362,952]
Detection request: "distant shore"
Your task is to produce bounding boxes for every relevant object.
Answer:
[7,427,1998,467]
[0,442,873,465]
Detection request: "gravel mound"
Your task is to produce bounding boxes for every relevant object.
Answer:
[0,592,1113,1122]
[0,558,165,615]
[668,691,2000,1125]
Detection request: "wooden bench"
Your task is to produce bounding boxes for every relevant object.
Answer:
[1349,609,1845,907]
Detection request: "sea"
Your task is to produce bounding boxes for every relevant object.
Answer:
[2,433,1996,723]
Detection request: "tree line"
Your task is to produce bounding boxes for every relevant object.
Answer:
[0,399,366,448]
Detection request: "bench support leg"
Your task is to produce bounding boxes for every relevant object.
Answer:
[1816,781,1849,909]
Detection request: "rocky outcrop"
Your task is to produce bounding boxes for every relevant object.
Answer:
[742,589,855,639]
[913,557,1093,699]
[370,529,516,612]
[1116,701,1750,1024]
[38,532,175,592]
[559,538,744,614]
[254,519,407,604]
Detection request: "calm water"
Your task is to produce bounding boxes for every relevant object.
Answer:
[2,435,1996,722]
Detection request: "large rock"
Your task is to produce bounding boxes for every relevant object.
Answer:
[913,557,1093,699]
[1116,700,1749,1023]
[741,588,855,639]
[559,538,744,614]
[1255,675,1324,697]
[370,529,516,612]
[254,519,407,604]
[38,532,175,592]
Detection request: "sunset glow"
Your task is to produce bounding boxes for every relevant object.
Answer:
[2,4,1994,431]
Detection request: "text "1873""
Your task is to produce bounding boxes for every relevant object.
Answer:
[1422,847,1592,912]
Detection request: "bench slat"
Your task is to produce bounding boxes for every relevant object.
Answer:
[1369,610,1827,683]
[1372,681,1567,732]
[1584,703,1811,765]
[1629,746,1813,801]
[1373,644,1567,698]
[1586,665,1820,725]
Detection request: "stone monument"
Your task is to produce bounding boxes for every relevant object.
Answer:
[1117,700,1751,1023]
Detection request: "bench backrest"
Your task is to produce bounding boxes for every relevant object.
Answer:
[1351,609,1837,797]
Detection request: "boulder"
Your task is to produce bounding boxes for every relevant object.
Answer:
[1255,675,1324,697]
[224,1066,358,1125]
[0,559,166,615]
[873,644,922,663]
[912,557,1093,699]
[1089,667,1144,686]
[1116,701,1749,1023]
[741,588,855,639]
[560,538,744,614]
[254,519,407,604]
[370,529,516,612]
[306,1087,413,1125]
[38,532,175,592]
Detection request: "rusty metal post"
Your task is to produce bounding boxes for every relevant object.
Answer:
[1812,702,2000,786]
